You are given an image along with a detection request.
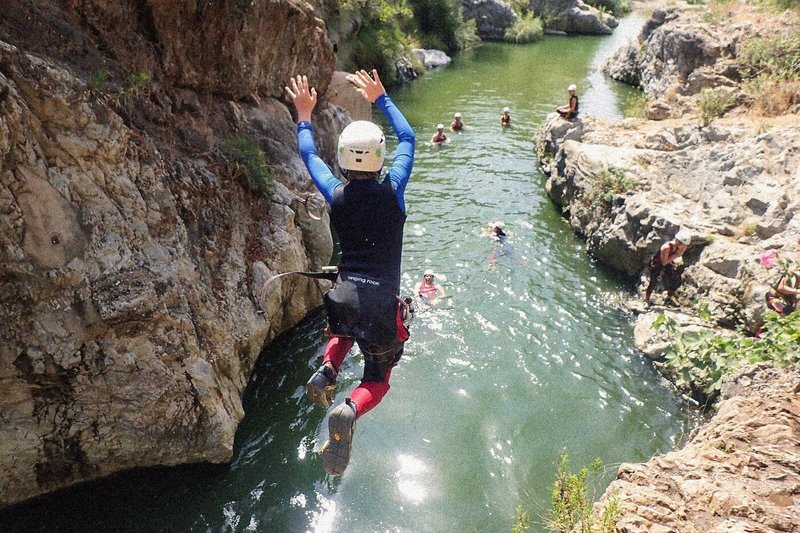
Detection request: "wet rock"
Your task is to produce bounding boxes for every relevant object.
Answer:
[411,48,452,69]
[460,0,518,41]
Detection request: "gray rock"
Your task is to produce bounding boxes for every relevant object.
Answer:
[531,0,616,35]
[411,48,452,69]
[460,0,518,41]
[603,41,640,87]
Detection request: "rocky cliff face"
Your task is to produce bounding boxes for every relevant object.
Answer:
[0,0,344,507]
[536,5,800,530]
[537,113,800,329]
[593,363,800,532]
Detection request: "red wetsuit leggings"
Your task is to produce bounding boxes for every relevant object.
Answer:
[322,308,409,419]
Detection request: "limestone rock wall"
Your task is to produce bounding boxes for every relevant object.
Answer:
[537,113,800,329]
[0,0,343,507]
[460,0,519,41]
[593,364,800,532]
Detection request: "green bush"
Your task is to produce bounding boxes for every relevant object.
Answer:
[581,167,638,211]
[219,137,275,202]
[653,311,800,402]
[698,88,735,125]
[759,0,800,11]
[739,33,800,80]
[585,0,631,16]
[504,15,544,44]
[545,453,620,533]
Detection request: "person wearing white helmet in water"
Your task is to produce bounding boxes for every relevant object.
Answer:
[431,123,448,144]
[286,69,415,476]
[450,112,464,132]
[418,269,445,303]
[645,229,691,305]
[501,107,511,126]
[557,84,579,119]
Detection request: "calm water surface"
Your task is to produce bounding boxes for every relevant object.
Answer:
[2,15,701,533]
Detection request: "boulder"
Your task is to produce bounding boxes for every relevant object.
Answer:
[460,0,518,41]
[411,48,452,69]
[603,41,640,87]
[530,0,617,35]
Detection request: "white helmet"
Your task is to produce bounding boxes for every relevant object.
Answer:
[675,229,691,245]
[454,112,462,118]
[337,121,385,172]
[503,107,510,113]
[424,269,435,276]
[494,220,505,230]
[568,84,577,92]
[436,123,444,130]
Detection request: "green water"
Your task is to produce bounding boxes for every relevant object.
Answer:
[1,16,701,533]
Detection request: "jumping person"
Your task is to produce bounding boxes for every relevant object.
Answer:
[286,70,415,476]
[557,84,579,120]
[451,112,464,132]
[431,124,448,144]
[645,229,691,305]
[500,107,511,127]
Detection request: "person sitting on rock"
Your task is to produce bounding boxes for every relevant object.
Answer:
[500,107,511,127]
[286,69,415,476]
[450,112,464,132]
[431,124,448,144]
[557,84,579,120]
[765,263,799,315]
[644,229,691,305]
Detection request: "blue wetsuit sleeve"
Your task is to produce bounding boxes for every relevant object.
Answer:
[376,94,415,214]
[297,121,340,205]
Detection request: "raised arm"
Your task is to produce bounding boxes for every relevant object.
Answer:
[348,69,415,213]
[286,74,340,204]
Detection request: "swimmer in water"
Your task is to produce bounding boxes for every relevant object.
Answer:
[431,123,449,144]
[450,112,464,132]
[500,107,511,127]
[418,269,445,305]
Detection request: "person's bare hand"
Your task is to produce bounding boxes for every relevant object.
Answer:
[285,74,317,123]
[346,69,386,103]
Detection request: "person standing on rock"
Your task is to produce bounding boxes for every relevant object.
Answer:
[557,84,579,120]
[286,70,415,476]
[644,229,691,305]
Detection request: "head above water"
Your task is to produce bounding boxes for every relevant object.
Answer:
[424,268,435,279]
[503,107,510,114]
[454,112,462,119]
[337,120,386,173]
[437,124,444,131]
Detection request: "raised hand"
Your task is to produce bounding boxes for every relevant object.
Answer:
[285,74,318,123]
[346,69,386,104]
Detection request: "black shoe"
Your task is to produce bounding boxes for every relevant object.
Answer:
[321,399,357,475]
[306,364,337,408]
